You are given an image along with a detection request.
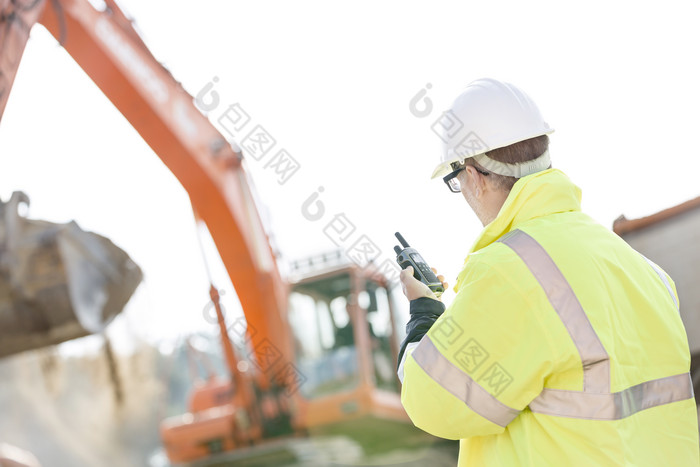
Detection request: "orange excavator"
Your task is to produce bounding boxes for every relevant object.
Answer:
[0,1,435,464]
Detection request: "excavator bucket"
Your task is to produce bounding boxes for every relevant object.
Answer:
[0,191,142,358]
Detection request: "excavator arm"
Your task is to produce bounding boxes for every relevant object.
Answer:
[0,0,292,377]
[0,0,45,119]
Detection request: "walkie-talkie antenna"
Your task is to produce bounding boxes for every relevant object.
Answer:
[395,232,410,248]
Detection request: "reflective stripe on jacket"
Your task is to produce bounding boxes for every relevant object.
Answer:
[400,169,699,466]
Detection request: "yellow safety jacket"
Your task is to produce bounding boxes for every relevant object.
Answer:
[400,169,699,466]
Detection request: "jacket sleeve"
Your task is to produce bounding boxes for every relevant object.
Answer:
[400,255,557,440]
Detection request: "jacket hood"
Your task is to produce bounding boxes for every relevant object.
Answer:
[455,169,582,291]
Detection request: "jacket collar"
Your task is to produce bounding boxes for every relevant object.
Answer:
[454,169,582,290]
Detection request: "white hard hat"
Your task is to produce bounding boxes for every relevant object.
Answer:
[430,78,554,179]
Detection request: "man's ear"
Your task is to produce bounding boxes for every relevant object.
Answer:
[464,165,487,199]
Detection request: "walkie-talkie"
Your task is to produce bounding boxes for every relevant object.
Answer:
[394,232,444,297]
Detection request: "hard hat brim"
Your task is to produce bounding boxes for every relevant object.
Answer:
[430,127,555,180]
[430,161,459,180]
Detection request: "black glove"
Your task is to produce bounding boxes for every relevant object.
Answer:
[396,297,446,370]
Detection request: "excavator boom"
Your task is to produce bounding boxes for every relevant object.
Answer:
[1,0,292,370]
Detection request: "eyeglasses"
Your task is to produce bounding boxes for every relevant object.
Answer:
[443,164,490,193]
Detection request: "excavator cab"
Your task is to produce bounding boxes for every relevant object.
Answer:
[287,254,418,451]
[160,255,422,464]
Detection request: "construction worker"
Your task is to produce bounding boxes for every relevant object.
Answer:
[397,78,700,466]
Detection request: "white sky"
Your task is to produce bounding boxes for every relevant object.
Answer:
[1,0,699,352]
